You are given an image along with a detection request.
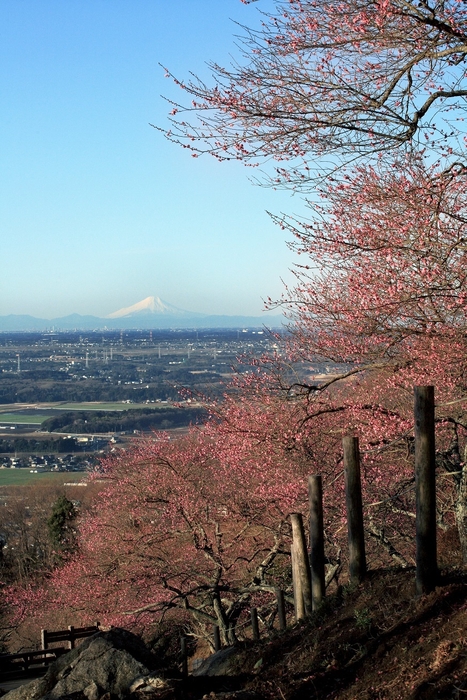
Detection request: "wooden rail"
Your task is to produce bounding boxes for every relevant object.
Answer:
[0,648,67,679]
[0,624,100,681]
[41,624,100,650]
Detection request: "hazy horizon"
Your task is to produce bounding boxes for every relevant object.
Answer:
[0,294,283,321]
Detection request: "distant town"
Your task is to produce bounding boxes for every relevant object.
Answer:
[0,328,286,470]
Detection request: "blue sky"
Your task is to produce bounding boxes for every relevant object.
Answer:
[1,0,302,319]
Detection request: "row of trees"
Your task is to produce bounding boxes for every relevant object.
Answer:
[41,407,206,435]
[0,437,78,454]
[5,0,467,649]
[0,379,178,404]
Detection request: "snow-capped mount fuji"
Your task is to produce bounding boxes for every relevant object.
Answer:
[0,296,284,331]
[107,296,199,319]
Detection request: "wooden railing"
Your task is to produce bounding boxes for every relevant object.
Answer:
[41,624,100,651]
[0,648,67,678]
[0,624,100,681]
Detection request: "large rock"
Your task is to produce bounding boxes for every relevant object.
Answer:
[3,629,156,700]
[192,648,240,677]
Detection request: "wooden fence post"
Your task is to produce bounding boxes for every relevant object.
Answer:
[67,626,75,650]
[291,543,305,621]
[308,475,325,609]
[343,436,366,584]
[250,607,260,641]
[275,588,287,631]
[213,625,221,652]
[290,513,313,617]
[41,630,47,650]
[414,385,438,595]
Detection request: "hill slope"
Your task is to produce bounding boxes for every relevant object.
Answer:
[181,566,467,699]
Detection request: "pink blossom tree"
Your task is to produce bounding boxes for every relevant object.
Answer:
[161,0,467,187]
[266,157,467,559]
[157,0,467,566]
[6,432,294,647]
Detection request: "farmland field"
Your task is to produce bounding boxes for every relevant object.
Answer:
[0,469,86,486]
[0,413,45,425]
[0,402,169,427]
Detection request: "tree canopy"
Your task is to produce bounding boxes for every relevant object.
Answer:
[162,0,467,187]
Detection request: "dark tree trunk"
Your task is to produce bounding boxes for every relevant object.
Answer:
[414,386,438,595]
[455,452,467,564]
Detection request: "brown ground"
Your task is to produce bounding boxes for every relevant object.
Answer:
[168,566,467,699]
[243,568,467,699]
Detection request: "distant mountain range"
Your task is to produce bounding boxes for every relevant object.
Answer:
[0,296,284,331]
